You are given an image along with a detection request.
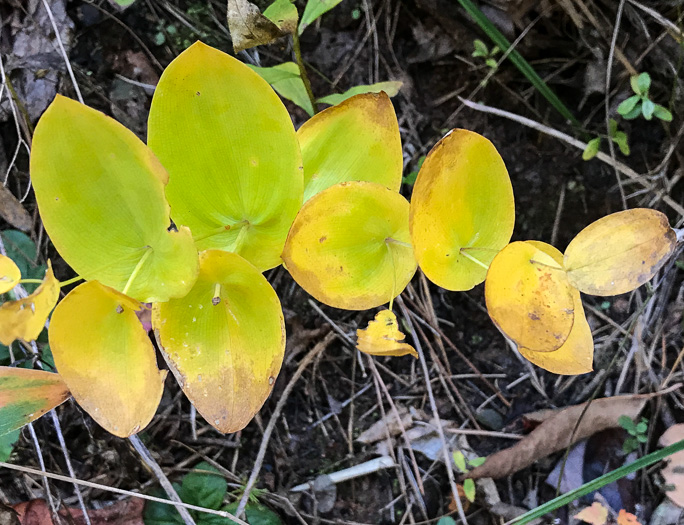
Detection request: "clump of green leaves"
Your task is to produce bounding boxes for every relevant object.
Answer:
[472,39,500,70]
[144,461,282,525]
[619,415,649,454]
[582,119,630,161]
[617,72,673,122]
[452,450,486,503]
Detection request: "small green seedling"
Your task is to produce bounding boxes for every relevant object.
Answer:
[582,119,630,161]
[617,72,673,122]
[619,416,649,454]
[402,155,426,187]
[472,39,500,70]
[452,450,486,503]
[144,461,282,525]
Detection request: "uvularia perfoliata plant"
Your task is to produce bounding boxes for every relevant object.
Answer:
[0,40,679,442]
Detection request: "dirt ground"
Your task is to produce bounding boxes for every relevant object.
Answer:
[1,0,684,524]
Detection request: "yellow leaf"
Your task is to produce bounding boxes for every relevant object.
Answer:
[30,95,199,303]
[485,241,575,352]
[282,181,417,310]
[410,129,514,291]
[49,281,166,437]
[573,502,608,525]
[564,208,676,296]
[356,309,417,358]
[0,255,20,294]
[297,92,402,201]
[518,241,593,375]
[153,250,285,434]
[617,510,642,525]
[0,367,70,436]
[0,262,59,345]
[148,42,303,272]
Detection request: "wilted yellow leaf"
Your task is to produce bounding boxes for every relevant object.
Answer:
[282,181,417,310]
[0,255,20,294]
[153,250,285,434]
[485,241,575,352]
[573,502,608,525]
[297,92,403,201]
[49,281,166,437]
[356,309,417,358]
[518,242,593,375]
[410,129,514,291]
[0,367,70,436]
[564,208,676,296]
[0,262,59,345]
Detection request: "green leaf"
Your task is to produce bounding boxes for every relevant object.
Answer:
[636,420,648,434]
[263,0,298,34]
[463,478,476,502]
[618,415,636,432]
[452,450,467,472]
[622,103,643,120]
[637,433,649,443]
[623,437,638,454]
[472,39,488,57]
[0,428,19,462]
[633,72,651,95]
[582,137,600,161]
[653,104,673,122]
[612,131,630,156]
[485,58,498,69]
[317,81,402,106]
[299,0,344,34]
[0,230,45,293]
[180,462,228,510]
[617,95,640,116]
[247,62,314,117]
[224,502,283,525]
[148,43,304,272]
[143,484,184,525]
[113,0,136,5]
[468,456,486,468]
[437,518,457,525]
[642,98,655,120]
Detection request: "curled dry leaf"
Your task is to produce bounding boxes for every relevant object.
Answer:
[658,423,684,507]
[227,0,285,53]
[485,241,575,353]
[564,208,676,296]
[467,390,672,480]
[0,255,21,294]
[0,184,32,232]
[574,502,608,525]
[0,262,59,345]
[617,510,642,525]
[356,309,417,358]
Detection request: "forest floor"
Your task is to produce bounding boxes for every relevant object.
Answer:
[1,0,684,524]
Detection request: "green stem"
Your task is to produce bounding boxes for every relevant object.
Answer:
[18,279,43,285]
[122,247,153,297]
[506,438,684,524]
[459,249,489,270]
[385,237,412,249]
[230,222,250,255]
[59,275,84,288]
[292,30,317,115]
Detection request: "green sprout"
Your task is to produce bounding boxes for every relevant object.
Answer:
[619,415,648,454]
[472,39,500,70]
[582,119,630,161]
[617,73,673,122]
[452,450,486,503]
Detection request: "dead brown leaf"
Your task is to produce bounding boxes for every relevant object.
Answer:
[226,0,284,53]
[659,423,684,507]
[0,184,32,232]
[13,498,144,525]
[468,389,675,480]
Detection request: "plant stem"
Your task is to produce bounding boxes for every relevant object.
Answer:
[59,275,84,288]
[459,249,489,270]
[507,437,684,524]
[385,237,412,249]
[292,30,317,115]
[229,221,250,255]
[122,247,153,297]
[18,279,44,285]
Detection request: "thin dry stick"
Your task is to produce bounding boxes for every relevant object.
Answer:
[0,461,249,524]
[26,422,58,517]
[458,97,684,219]
[235,332,337,518]
[129,435,197,525]
[397,296,467,525]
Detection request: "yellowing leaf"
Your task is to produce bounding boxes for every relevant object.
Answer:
[0,367,70,436]
[30,95,198,303]
[0,255,20,294]
[282,181,417,310]
[297,92,403,202]
[148,42,303,272]
[153,250,285,434]
[49,281,166,437]
[617,510,642,525]
[356,309,417,358]
[518,241,593,375]
[263,0,298,34]
[573,502,608,525]
[410,129,514,291]
[564,208,676,296]
[485,241,574,352]
[0,262,59,345]
[227,0,285,53]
